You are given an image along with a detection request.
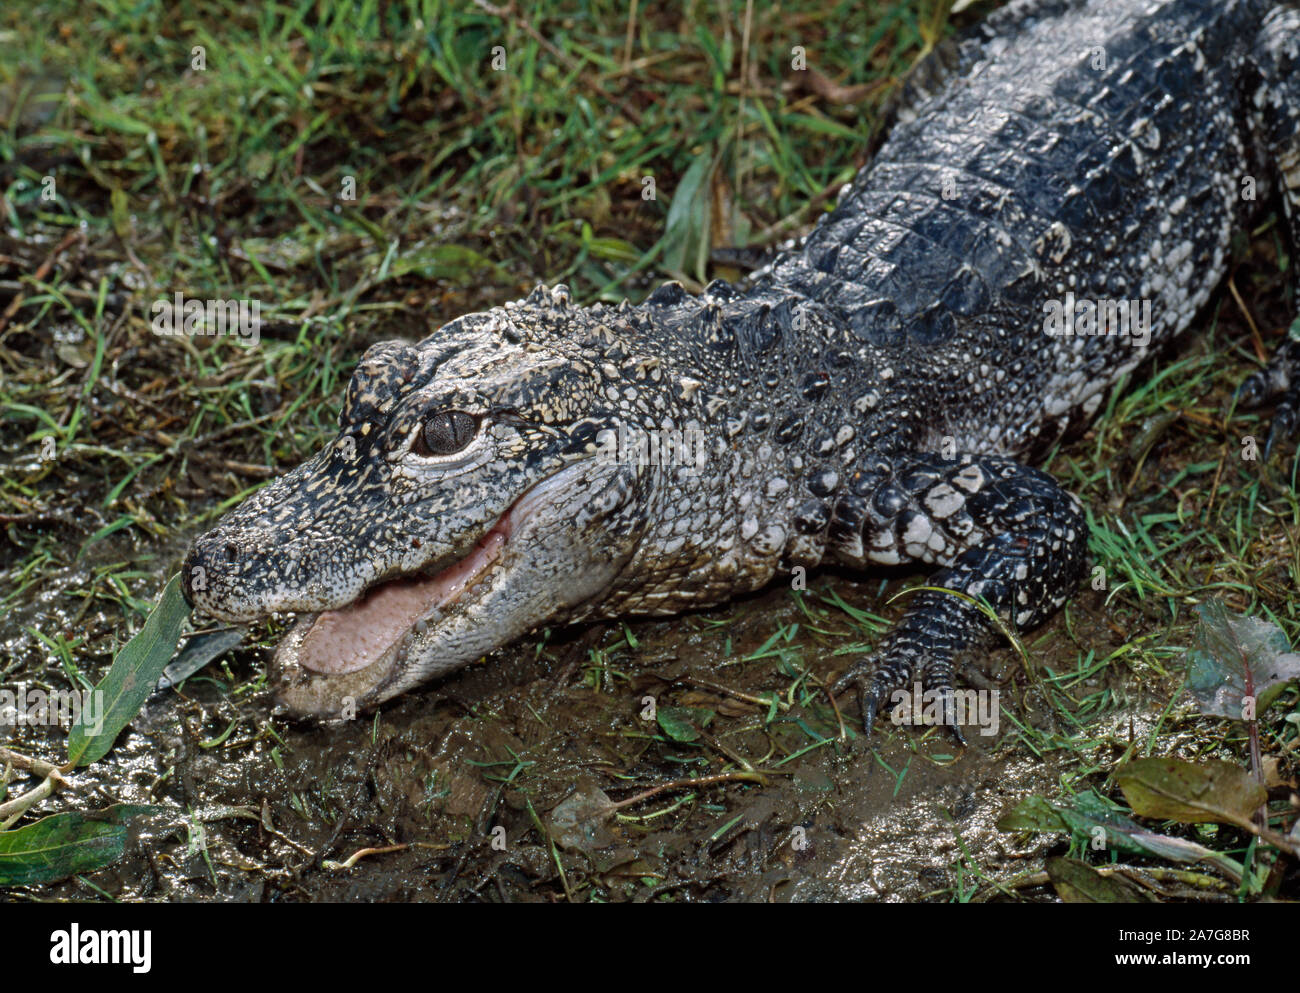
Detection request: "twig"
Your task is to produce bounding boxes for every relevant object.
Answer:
[0,774,61,829]
[825,684,848,744]
[622,0,638,69]
[1239,641,1267,831]
[0,229,83,335]
[603,770,767,812]
[0,746,73,784]
[659,673,791,712]
[1227,275,1266,361]
[323,844,408,870]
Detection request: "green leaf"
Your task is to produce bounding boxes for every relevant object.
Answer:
[389,242,500,281]
[1000,793,1130,843]
[659,152,715,282]
[77,514,136,560]
[999,793,1246,881]
[1184,599,1300,718]
[0,805,161,886]
[1116,757,1266,827]
[783,112,863,141]
[109,186,131,241]
[68,574,190,767]
[583,235,642,265]
[4,401,64,434]
[996,795,1070,833]
[156,627,246,691]
[656,705,714,743]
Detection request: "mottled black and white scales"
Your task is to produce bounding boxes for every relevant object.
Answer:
[183,0,1300,728]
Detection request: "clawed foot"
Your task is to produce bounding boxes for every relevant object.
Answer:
[1237,333,1300,460]
[831,654,969,746]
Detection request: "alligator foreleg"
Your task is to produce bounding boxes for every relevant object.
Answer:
[830,452,1089,741]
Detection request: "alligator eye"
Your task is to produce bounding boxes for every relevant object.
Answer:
[413,410,480,457]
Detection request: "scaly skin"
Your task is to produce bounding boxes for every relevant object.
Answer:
[182,0,1300,730]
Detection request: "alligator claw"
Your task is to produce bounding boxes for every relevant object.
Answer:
[831,653,969,745]
[830,662,889,738]
[1238,334,1300,461]
[1235,369,1271,410]
[1264,394,1299,462]
[934,684,969,747]
[862,689,880,740]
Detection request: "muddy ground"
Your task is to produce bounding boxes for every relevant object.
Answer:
[3,545,1151,903]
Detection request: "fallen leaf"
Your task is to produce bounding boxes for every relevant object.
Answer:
[1046,857,1153,903]
[1184,599,1300,718]
[0,805,161,886]
[656,705,714,743]
[1116,757,1265,827]
[548,787,616,853]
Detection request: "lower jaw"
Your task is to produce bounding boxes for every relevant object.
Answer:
[270,558,505,718]
[268,516,513,717]
[294,526,508,678]
[269,617,404,718]
[268,523,541,718]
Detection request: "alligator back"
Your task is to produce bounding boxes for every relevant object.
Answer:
[760,0,1272,457]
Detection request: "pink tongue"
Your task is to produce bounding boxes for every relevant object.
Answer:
[298,529,507,674]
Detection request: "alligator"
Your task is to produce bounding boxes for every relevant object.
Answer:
[181,0,1300,733]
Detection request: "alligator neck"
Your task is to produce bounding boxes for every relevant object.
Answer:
[575,270,927,618]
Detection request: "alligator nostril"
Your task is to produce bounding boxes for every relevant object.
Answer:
[224,542,240,563]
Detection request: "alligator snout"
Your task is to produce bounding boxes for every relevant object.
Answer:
[180,554,197,608]
[180,530,228,608]
[181,528,266,615]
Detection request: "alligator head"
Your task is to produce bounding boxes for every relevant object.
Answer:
[182,284,700,718]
